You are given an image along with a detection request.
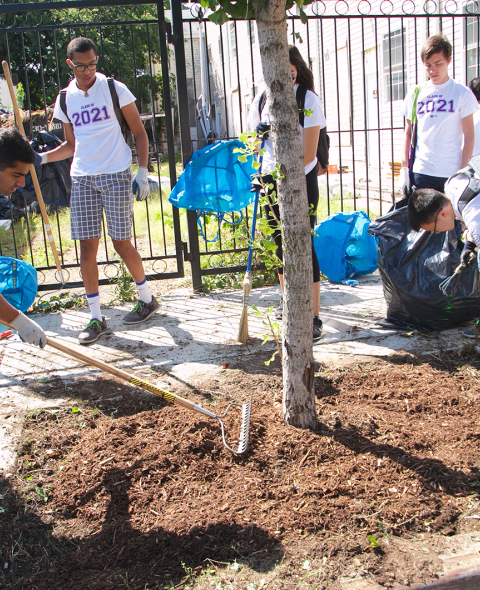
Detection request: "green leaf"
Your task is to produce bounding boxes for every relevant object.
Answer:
[367,534,379,548]
[299,6,308,24]
[71,406,79,414]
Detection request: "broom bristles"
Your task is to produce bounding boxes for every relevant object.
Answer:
[238,273,253,344]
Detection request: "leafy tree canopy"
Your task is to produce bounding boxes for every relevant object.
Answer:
[1,6,163,113]
[199,0,316,25]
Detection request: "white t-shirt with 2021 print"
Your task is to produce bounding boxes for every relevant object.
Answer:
[401,77,478,178]
[53,72,136,177]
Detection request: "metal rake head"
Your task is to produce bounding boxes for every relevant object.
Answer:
[439,272,458,296]
[215,396,252,455]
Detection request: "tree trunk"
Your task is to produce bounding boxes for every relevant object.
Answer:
[254,0,317,429]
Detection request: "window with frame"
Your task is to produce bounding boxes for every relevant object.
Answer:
[466,4,479,83]
[229,22,236,59]
[383,28,407,102]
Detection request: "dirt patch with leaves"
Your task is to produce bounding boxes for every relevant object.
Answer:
[2,349,480,590]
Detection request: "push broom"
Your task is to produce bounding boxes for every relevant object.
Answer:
[238,139,264,344]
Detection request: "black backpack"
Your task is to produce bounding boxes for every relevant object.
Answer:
[59,78,134,148]
[259,85,329,174]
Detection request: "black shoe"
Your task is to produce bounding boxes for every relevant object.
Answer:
[274,297,283,320]
[463,319,480,339]
[123,296,160,325]
[78,316,110,345]
[313,315,323,342]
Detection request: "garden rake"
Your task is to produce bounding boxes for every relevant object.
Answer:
[44,336,252,455]
[439,251,477,296]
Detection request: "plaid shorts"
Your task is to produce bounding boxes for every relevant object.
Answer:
[70,168,134,241]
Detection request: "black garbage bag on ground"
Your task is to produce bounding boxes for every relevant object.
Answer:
[13,131,72,210]
[368,206,480,331]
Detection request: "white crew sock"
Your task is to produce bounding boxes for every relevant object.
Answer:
[87,292,102,321]
[136,278,152,304]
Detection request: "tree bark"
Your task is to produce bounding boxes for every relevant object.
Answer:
[254,0,317,429]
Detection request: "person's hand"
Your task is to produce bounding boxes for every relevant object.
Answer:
[10,312,47,348]
[460,240,477,268]
[250,173,263,193]
[398,167,410,195]
[132,167,149,201]
[255,122,271,141]
[34,151,48,166]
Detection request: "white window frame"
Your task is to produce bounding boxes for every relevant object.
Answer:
[382,27,408,104]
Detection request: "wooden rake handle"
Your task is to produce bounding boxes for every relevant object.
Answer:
[45,336,198,412]
[2,61,65,284]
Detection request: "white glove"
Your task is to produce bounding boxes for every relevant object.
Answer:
[398,167,410,193]
[10,312,47,348]
[132,167,150,201]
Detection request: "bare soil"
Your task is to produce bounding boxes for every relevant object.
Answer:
[2,349,480,590]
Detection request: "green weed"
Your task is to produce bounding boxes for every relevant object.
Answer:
[252,305,282,366]
[114,261,137,303]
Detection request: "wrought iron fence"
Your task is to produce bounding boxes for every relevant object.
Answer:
[0,0,479,292]
[172,0,480,289]
[0,0,184,291]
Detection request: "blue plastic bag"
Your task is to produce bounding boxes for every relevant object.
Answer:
[313,211,378,283]
[168,140,257,214]
[0,256,38,312]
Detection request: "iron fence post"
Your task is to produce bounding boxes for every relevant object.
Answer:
[171,0,203,293]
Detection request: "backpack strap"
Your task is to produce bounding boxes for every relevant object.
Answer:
[59,89,70,123]
[107,78,122,127]
[296,85,308,128]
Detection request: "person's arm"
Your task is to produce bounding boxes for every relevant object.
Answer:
[461,113,475,168]
[0,295,20,324]
[303,125,320,168]
[43,123,76,162]
[0,295,46,348]
[121,102,149,168]
[402,119,412,168]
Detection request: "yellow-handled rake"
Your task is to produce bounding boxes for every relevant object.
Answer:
[45,336,252,455]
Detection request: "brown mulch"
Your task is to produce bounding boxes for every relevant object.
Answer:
[2,349,480,590]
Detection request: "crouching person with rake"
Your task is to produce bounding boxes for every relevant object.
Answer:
[0,128,46,348]
[407,161,480,337]
[37,36,159,345]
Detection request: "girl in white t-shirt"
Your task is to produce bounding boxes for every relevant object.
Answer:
[400,34,478,194]
[248,46,326,342]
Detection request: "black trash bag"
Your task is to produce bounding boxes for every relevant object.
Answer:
[368,206,480,332]
[14,131,72,209]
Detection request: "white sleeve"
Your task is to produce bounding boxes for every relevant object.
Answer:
[304,90,326,129]
[461,196,480,248]
[460,87,479,119]
[114,80,136,108]
[248,92,262,132]
[52,93,70,124]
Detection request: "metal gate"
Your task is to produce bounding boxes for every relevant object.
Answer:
[0,0,185,291]
[1,0,479,293]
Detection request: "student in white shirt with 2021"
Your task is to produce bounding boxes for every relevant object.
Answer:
[400,34,478,195]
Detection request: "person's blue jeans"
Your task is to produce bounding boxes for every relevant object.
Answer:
[412,173,449,193]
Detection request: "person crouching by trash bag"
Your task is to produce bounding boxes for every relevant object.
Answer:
[407,158,480,337]
[0,128,46,348]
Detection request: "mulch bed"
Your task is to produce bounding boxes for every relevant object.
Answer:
[2,349,480,589]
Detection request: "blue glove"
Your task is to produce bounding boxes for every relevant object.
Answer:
[34,151,47,166]
[255,122,271,141]
[132,167,149,201]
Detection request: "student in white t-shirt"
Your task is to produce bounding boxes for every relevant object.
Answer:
[468,77,480,157]
[400,34,478,194]
[248,46,326,342]
[36,37,159,345]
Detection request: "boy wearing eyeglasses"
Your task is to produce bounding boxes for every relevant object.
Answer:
[40,37,159,344]
[407,172,480,337]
